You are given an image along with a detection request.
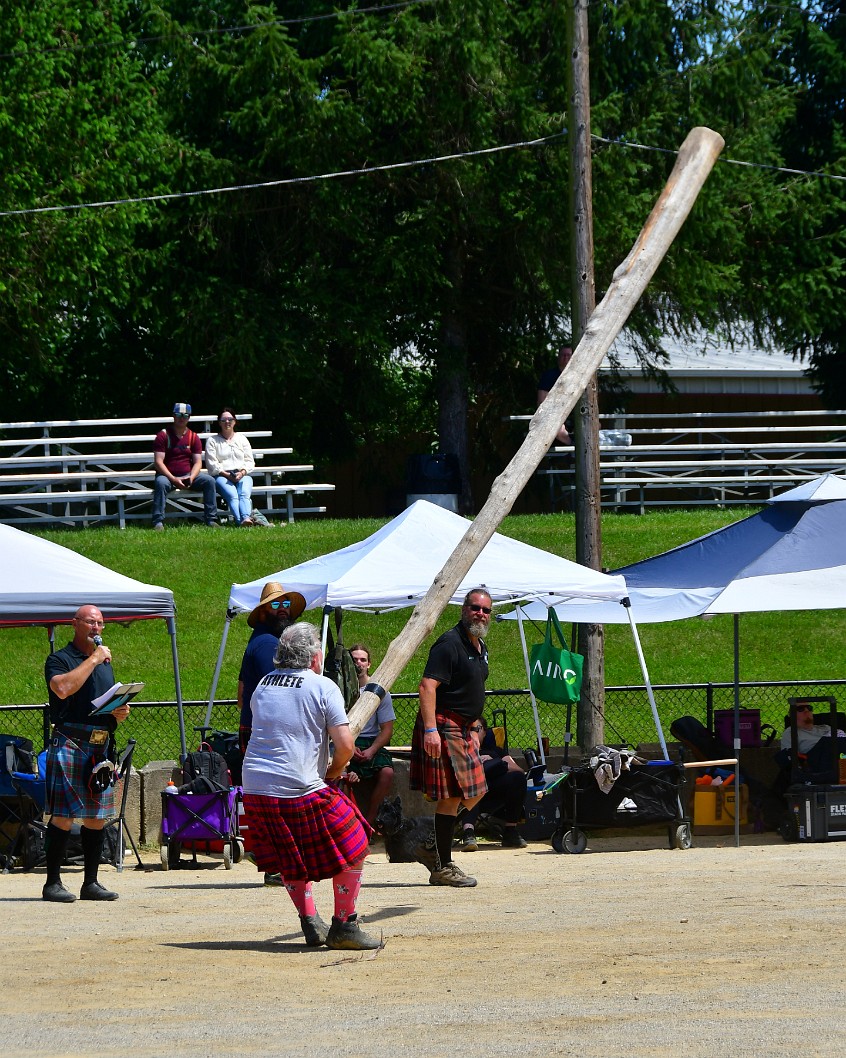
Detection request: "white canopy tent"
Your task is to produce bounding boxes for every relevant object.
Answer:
[0,524,188,756]
[207,500,668,759]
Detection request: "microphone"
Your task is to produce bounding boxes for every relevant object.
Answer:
[93,635,103,648]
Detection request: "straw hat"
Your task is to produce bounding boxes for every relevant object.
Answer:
[247,581,306,628]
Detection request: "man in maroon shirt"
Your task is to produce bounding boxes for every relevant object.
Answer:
[151,402,217,529]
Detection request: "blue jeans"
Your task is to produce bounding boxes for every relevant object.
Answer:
[214,474,253,525]
[151,472,217,525]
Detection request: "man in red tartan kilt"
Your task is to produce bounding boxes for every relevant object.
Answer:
[241,622,382,951]
[410,588,493,887]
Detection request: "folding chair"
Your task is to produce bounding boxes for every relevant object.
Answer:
[0,734,48,873]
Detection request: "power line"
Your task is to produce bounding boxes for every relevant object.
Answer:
[593,134,846,183]
[3,129,844,221]
[0,0,437,61]
[0,132,564,219]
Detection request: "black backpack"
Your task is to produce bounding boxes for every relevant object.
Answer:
[324,608,359,714]
[179,744,230,795]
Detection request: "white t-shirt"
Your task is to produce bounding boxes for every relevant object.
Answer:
[358,689,395,740]
[243,667,348,798]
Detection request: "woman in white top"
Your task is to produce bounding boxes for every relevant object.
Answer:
[204,408,255,526]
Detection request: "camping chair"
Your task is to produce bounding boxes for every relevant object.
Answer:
[780,697,845,786]
[0,734,48,873]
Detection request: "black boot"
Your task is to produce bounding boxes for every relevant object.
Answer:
[42,823,75,903]
[79,827,118,901]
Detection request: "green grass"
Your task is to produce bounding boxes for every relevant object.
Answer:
[6,509,846,707]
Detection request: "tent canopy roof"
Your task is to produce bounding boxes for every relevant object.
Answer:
[227,500,628,616]
[503,474,846,625]
[0,523,175,626]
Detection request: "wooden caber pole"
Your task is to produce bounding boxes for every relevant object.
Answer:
[347,126,725,738]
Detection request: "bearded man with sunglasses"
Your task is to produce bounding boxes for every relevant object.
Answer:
[410,587,493,888]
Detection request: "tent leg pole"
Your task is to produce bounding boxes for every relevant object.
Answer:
[204,614,234,731]
[320,607,332,674]
[624,605,669,759]
[516,607,546,766]
[733,613,741,849]
[168,616,187,761]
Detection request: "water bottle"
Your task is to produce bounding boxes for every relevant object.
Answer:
[165,779,178,794]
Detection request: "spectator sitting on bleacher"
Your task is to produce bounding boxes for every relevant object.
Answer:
[537,345,573,445]
[205,408,256,527]
[151,402,218,530]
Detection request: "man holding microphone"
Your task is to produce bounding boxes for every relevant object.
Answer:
[43,605,131,903]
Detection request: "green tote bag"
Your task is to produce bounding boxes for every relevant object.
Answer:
[529,610,584,705]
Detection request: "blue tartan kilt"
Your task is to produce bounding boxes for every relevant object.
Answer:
[46,733,115,820]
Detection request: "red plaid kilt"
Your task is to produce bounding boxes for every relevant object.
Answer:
[242,786,371,882]
[409,711,487,802]
[46,733,115,820]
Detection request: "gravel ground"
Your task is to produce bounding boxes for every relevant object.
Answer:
[2,831,844,1058]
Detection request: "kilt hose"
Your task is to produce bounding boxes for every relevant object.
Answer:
[242,785,371,882]
[409,711,487,802]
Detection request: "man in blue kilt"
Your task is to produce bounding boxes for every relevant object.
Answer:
[43,605,131,903]
[410,587,493,888]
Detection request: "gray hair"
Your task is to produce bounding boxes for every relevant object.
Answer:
[462,587,492,607]
[274,622,322,670]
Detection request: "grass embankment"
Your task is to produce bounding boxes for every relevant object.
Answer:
[5,508,845,706]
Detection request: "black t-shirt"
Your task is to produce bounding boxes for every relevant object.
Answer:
[537,367,561,393]
[45,642,117,729]
[422,623,489,721]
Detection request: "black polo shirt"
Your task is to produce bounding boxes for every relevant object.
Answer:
[45,642,117,729]
[422,622,489,721]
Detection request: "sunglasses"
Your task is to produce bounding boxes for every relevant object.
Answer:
[219,417,235,423]
[467,604,492,614]
[469,725,483,733]
[796,704,814,712]
[269,599,292,610]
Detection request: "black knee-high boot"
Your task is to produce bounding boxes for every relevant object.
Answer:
[45,822,71,887]
[80,826,105,886]
[434,813,457,870]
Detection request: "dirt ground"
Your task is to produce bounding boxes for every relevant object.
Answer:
[2,830,844,1058]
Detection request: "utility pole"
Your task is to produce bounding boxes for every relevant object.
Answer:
[566,0,605,750]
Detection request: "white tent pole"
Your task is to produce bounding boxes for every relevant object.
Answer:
[204,609,236,730]
[733,613,741,849]
[623,601,669,759]
[515,605,546,766]
[167,616,187,760]
[320,606,331,673]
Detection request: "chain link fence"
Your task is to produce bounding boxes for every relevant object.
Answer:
[4,678,845,767]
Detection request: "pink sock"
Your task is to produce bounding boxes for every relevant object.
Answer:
[284,879,316,917]
[332,869,363,922]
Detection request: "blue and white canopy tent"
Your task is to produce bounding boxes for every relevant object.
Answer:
[508,473,846,754]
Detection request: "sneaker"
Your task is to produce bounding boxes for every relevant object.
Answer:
[429,861,477,887]
[501,828,528,849]
[42,881,76,903]
[325,914,382,951]
[459,827,478,852]
[80,880,119,901]
[204,520,220,528]
[153,523,164,532]
[299,912,330,947]
[263,872,284,887]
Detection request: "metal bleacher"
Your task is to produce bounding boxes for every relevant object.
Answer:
[509,409,846,511]
[0,414,334,528]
